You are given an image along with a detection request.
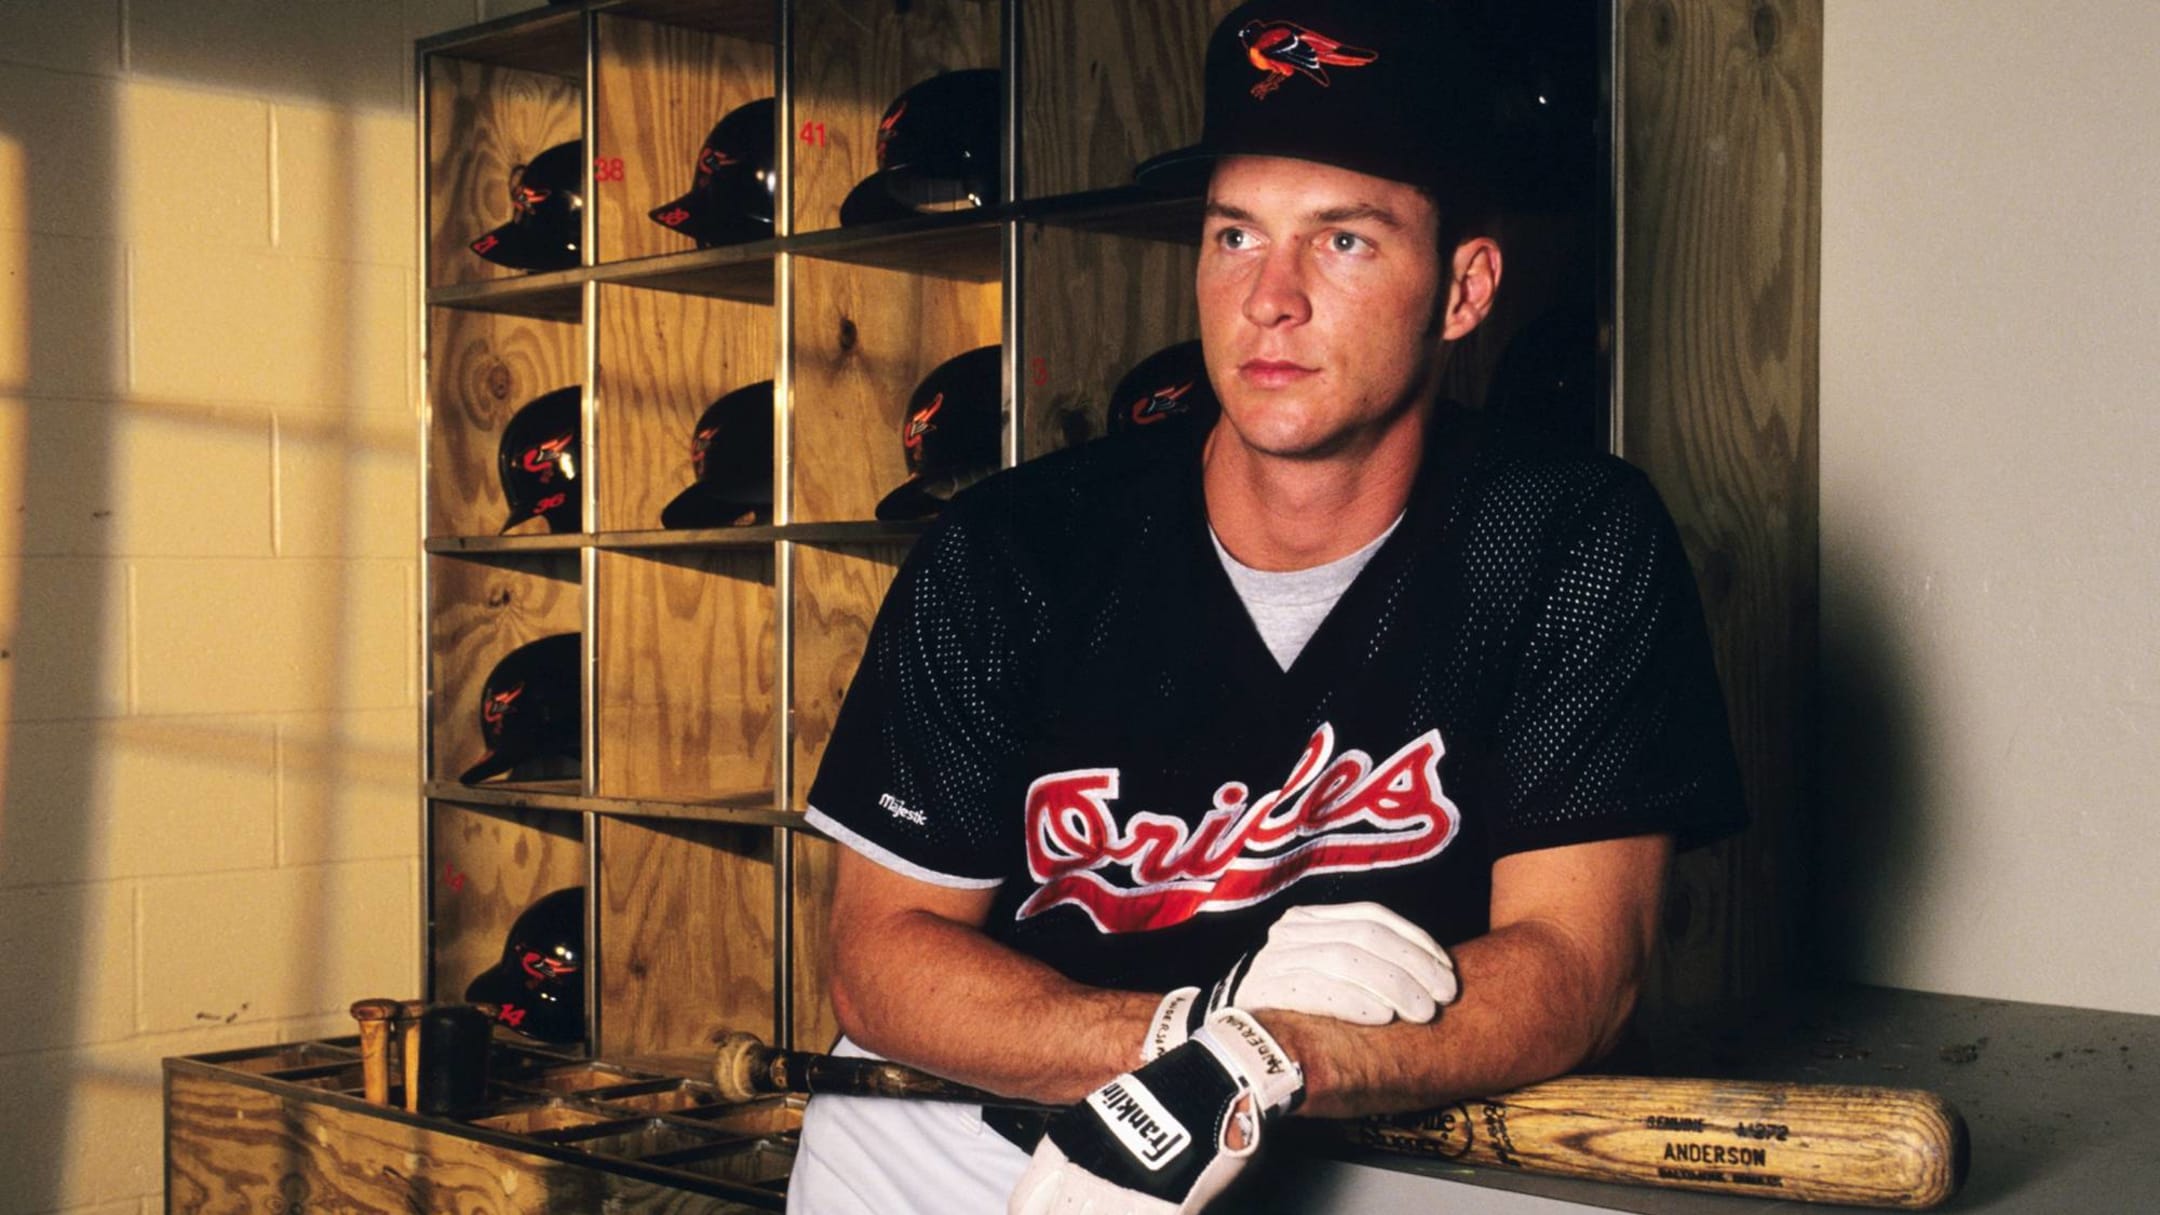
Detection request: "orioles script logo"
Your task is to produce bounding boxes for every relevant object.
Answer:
[1016,723,1459,933]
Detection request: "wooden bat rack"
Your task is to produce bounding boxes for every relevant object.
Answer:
[166,1034,802,1211]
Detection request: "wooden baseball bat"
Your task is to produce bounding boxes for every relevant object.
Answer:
[398,998,428,1114]
[711,1033,1967,1210]
[348,998,398,1106]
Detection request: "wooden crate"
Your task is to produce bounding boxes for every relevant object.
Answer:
[167,1038,800,1212]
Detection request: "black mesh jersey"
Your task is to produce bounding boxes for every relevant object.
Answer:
[805,405,1746,995]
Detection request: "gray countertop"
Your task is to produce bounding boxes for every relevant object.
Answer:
[1239,985,2157,1213]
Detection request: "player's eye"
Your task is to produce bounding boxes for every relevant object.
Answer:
[1325,230,1373,256]
[1213,225,1254,251]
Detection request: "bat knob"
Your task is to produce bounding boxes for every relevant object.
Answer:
[712,1031,771,1102]
[349,998,398,1024]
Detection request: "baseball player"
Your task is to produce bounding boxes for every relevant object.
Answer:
[788,2,1747,1211]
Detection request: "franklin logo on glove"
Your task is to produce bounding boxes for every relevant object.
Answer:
[1086,1079,1192,1169]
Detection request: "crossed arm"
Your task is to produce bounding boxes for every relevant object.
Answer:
[825,830,1671,1119]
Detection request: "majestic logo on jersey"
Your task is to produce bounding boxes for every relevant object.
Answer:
[1016,722,1460,934]
[1238,21,1379,100]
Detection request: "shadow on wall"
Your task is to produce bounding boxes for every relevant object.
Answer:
[1811,541,1935,985]
[0,0,536,1208]
[0,37,124,1213]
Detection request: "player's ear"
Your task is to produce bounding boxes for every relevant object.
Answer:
[1439,237,1502,342]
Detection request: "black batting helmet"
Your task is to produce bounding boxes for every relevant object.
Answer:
[874,345,1003,522]
[661,380,775,529]
[458,632,581,786]
[1106,340,1221,437]
[469,141,583,272]
[497,387,581,535]
[649,98,776,248]
[840,69,1000,227]
[464,887,585,1045]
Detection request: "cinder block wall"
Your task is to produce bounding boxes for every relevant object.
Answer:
[1818,0,2160,1016]
[0,2,540,1210]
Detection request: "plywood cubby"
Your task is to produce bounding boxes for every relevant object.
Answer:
[1014,0,1227,199]
[428,553,584,788]
[1015,224,1199,458]
[428,801,589,1015]
[592,12,776,266]
[788,832,840,1050]
[426,55,584,289]
[788,259,1001,522]
[593,284,775,533]
[787,541,909,806]
[596,815,777,1056]
[777,535,910,1053]
[428,306,584,539]
[593,548,777,803]
[788,0,1001,236]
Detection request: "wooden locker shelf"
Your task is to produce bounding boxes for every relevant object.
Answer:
[596,244,781,305]
[422,524,932,563]
[428,534,589,555]
[784,213,1005,281]
[429,273,587,322]
[424,780,809,831]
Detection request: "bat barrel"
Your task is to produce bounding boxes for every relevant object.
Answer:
[1346,1076,1968,1210]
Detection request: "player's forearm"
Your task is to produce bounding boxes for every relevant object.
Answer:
[1265,917,1642,1119]
[830,906,1156,1104]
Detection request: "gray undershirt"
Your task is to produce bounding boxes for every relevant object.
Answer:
[1209,514,1405,670]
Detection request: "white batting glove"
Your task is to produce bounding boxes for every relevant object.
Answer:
[1010,1008,1303,1215]
[1143,903,1457,1062]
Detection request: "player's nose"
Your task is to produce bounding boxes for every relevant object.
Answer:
[1241,245,1312,329]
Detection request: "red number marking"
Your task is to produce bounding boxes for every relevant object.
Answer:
[1030,356,1049,387]
[798,120,826,147]
[593,157,626,182]
[443,862,466,893]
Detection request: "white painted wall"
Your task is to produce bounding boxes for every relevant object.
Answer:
[1818,1,2160,1014]
[0,1,543,1210]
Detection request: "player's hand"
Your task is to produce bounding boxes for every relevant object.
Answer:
[1143,903,1457,1062]
[1009,1008,1303,1215]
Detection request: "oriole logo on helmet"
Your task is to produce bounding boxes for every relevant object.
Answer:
[903,394,944,450]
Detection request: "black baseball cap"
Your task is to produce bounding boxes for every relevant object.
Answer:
[660,380,774,529]
[1106,340,1220,437]
[470,142,583,272]
[458,633,581,785]
[496,387,581,535]
[649,98,776,248]
[874,345,1003,522]
[840,69,1000,227]
[1133,0,1502,200]
[464,886,585,1045]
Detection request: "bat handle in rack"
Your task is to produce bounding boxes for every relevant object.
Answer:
[712,1031,1035,1107]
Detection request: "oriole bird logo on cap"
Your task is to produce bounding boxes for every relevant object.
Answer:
[1238,20,1378,99]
